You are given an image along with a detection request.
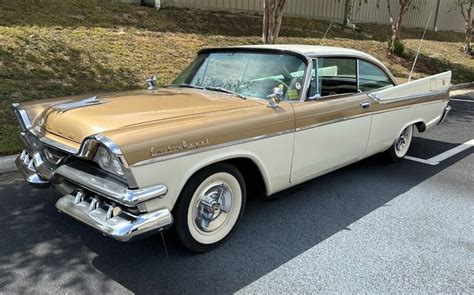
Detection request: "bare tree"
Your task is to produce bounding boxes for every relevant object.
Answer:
[455,0,473,54]
[262,0,286,44]
[388,0,413,55]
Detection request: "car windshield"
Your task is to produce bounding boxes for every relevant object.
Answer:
[170,51,308,101]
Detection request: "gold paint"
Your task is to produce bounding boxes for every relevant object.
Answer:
[151,138,210,157]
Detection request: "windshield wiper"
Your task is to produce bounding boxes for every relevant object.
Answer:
[164,83,205,90]
[203,86,247,100]
[166,84,246,99]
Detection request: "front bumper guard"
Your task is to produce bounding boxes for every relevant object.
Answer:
[15,150,49,188]
[56,192,173,242]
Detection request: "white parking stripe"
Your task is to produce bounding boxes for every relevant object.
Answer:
[450,98,474,103]
[404,156,438,165]
[405,139,474,165]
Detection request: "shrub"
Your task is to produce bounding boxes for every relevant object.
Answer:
[388,38,405,56]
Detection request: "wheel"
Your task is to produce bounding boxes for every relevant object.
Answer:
[386,124,414,162]
[174,163,246,253]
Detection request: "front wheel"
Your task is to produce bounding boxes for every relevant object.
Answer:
[386,124,414,162]
[174,163,246,253]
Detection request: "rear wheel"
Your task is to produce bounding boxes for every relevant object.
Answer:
[174,163,246,253]
[386,124,414,162]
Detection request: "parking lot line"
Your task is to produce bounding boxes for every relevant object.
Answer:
[450,98,474,103]
[405,139,474,166]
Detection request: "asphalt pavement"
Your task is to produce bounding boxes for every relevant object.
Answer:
[0,93,472,294]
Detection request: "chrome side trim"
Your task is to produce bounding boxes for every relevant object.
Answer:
[56,193,173,242]
[55,165,167,207]
[12,103,32,131]
[132,129,295,167]
[369,90,448,104]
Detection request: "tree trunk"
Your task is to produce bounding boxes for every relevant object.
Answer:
[462,1,473,54]
[262,0,286,44]
[391,0,407,46]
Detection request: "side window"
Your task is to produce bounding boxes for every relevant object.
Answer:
[358,60,394,92]
[318,57,357,97]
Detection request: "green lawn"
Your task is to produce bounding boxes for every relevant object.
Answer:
[1,0,472,156]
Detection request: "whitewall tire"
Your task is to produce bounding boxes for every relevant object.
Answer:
[174,163,246,253]
[386,124,414,162]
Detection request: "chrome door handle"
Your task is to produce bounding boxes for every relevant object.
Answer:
[360,100,371,109]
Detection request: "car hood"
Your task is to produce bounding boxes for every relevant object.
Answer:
[31,88,261,144]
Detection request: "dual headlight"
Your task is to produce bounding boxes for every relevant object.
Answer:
[96,145,125,177]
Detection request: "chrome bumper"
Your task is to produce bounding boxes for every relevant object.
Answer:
[56,192,173,242]
[55,165,167,207]
[438,105,451,125]
[15,148,172,241]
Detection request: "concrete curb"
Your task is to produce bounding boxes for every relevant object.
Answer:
[0,82,473,175]
[0,154,18,174]
[450,82,474,91]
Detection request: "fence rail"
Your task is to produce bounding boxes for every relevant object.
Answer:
[160,0,469,33]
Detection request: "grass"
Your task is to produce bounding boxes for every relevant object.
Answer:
[0,0,472,156]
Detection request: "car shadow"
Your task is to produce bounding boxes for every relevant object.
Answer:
[0,137,471,293]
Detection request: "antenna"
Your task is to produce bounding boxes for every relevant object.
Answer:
[321,21,333,42]
[408,12,432,82]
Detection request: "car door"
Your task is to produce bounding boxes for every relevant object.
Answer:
[290,57,372,183]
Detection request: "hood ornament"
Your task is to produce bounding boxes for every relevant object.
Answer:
[54,96,107,113]
[146,74,157,90]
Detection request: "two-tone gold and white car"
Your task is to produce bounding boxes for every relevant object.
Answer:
[13,45,451,252]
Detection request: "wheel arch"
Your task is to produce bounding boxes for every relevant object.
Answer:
[174,152,270,206]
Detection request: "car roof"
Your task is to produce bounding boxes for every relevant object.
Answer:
[232,44,380,62]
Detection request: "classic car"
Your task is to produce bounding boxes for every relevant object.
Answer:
[13,45,452,252]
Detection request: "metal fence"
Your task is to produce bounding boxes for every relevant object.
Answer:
[160,0,469,32]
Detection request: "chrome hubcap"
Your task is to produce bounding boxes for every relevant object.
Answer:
[194,182,232,233]
[396,128,409,151]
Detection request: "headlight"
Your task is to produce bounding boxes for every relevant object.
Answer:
[112,157,124,176]
[96,145,125,177]
[97,145,112,168]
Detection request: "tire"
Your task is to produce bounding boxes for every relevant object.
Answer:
[174,163,246,253]
[386,124,414,162]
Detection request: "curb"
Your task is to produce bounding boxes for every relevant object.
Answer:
[0,154,18,174]
[450,82,474,91]
[0,82,473,175]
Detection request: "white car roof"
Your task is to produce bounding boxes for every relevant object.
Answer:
[233,44,380,63]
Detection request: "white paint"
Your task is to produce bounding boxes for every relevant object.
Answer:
[131,133,295,211]
[405,139,474,165]
[290,116,371,183]
[370,71,451,102]
[450,98,474,103]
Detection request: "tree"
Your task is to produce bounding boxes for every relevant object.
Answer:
[388,0,413,55]
[455,0,473,54]
[262,0,286,44]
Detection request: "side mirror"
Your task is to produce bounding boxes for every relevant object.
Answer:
[267,87,283,108]
[146,75,157,90]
